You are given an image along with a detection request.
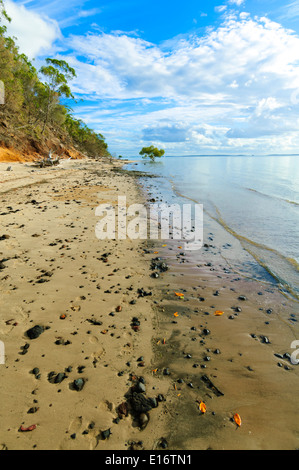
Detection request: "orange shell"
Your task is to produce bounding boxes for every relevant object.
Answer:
[199,401,207,413]
[214,310,224,316]
[234,413,242,427]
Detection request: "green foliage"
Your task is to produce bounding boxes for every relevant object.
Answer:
[0,13,110,158]
[0,0,11,25]
[64,113,109,157]
[139,145,165,161]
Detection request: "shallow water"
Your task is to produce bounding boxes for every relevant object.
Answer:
[126,155,299,300]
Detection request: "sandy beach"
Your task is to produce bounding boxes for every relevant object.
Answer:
[0,157,298,451]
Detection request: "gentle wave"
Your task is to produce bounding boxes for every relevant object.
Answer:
[211,205,299,301]
[166,176,299,300]
[246,187,299,207]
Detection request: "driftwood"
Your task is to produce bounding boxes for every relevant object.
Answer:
[34,151,60,168]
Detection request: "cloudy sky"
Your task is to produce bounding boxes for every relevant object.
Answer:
[3,0,299,156]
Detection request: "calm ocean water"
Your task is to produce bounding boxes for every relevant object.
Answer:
[125,155,299,300]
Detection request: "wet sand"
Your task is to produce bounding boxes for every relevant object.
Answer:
[0,158,298,450]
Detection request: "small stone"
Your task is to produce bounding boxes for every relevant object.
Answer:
[147,397,157,408]
[261,336,270,344]
[139,413,149,430]
[26,325,44,340]
[160,438,168,449]
[27,407,39,414]
[238,295,247,301]
[101,429,111,440]
[136,382,146,393]
[55,373,66,384]
[73,378,85,391]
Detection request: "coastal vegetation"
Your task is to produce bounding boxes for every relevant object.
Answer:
[139,146,165,161]
[0,1,110,160]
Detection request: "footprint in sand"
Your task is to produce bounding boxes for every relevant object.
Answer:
[89,335,99,344]
[91,347,105,361]
[0,306,29,335]
[60,416,96,450]
[68,416,83,434]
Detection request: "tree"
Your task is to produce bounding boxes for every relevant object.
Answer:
[0,0,11,26]
[139,145,165,161]
[39,58,76,133]
[0,10,111,159]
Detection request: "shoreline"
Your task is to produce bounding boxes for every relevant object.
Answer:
[136,167,299,450]
[0,158,298,450]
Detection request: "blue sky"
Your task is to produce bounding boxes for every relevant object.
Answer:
[3,0,299,155]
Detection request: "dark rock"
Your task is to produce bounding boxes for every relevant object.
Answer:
[261,336,270,344]
[26,325,44,340]
[151,272,160,278]
[136,382,146,393]
[27,407,39,414]
[160,438,168,449]
[147,397,158,408]
[150,258,169,273]
[238,295,247,301]
[137,288,152,297]
[73,378,85,391]
[101,429,111,440]
[130,392,154,414]
[55,373,66,384]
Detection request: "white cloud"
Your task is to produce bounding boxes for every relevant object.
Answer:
[66,15,299,103]
[280,1,299,20]
[4,0,61,58]
[5,1,299,154]
[228,0,245,6]
[64,13,299,154]
[215,5,227,13]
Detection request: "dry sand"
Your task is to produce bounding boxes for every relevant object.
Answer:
[0,157,298,451]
